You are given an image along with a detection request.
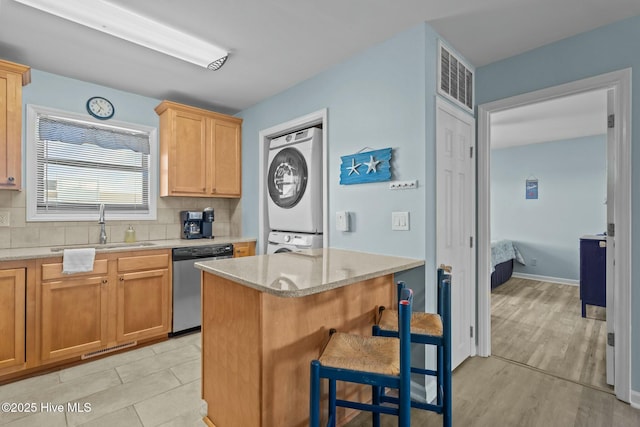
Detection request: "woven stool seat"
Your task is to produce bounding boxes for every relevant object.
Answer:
[379,309,443,337]
[310,289,414,427]
[319,332,400,375]
[372,270,452,427]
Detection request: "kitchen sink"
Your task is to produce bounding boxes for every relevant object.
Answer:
[50,242,156,252]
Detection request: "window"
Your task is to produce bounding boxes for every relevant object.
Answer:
[26,105,157,221]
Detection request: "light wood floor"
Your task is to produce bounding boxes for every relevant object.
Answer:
[491,277,610,392]
[346,356,640,427]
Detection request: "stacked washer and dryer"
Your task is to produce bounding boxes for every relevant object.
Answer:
[266,127,323,253]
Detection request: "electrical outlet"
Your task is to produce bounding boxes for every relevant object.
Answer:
[531,258,537,267]
[0,210,9,227]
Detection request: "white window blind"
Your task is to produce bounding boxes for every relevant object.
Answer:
[26,105,157,221]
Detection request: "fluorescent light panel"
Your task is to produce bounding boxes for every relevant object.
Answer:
[13,0,228,70]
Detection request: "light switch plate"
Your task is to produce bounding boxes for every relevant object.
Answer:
[391,211,409,231]
[0,210,9,227]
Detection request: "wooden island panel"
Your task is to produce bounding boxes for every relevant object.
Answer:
[201,272,394,427]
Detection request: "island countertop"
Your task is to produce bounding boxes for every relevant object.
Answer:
[194,247,424,297]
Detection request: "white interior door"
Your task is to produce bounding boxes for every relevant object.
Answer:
[436,98,475,370]
[605,89,615,385]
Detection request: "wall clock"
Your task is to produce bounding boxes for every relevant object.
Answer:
[86,96,115,120]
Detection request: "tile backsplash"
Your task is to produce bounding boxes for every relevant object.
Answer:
[0,191,241,249]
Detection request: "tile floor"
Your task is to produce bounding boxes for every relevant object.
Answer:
[0,333,206,427]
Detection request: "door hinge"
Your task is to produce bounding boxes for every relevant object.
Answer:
[470,326,474,338]
[607,223,615,237]
[607,332,614,347]
[470,236,474,248]
[470,146,474,158]
[608,114,615,129]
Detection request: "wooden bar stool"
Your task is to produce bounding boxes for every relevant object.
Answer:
[309,287,414,427]
[372,267,452,427]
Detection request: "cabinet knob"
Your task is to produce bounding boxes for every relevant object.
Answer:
[120,277,124,281]
[7,176,15,182]
[101,279,108,285]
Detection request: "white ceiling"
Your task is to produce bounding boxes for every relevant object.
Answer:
[490,89,608,149]
[0,0,639,114]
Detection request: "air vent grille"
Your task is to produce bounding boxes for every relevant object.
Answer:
[438,43,473,111]
[81,341,137,360]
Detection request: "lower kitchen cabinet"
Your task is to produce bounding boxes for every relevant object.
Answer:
[116,253,171,342]
[38,259,110,362]
[233,241,256,257]
[33,250,172,367]
[117,267,170,341]
[0,268,26,372]
[40,275,109,361]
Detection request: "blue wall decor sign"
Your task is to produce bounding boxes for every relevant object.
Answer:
[526,179,538,199]
[340,148,391,185]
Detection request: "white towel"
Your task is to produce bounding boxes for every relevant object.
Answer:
[62,248,96,274]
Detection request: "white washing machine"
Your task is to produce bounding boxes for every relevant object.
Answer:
[267,127,322,233]
[266,231,323,254]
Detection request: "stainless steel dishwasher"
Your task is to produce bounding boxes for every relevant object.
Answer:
[171,244,234,335]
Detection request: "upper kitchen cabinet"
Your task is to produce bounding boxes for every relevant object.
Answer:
[155,101,242,198]
[0,59,31,191]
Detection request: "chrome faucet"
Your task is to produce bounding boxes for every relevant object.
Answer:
[98,203,107,244]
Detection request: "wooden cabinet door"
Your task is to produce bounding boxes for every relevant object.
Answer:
[168,109,208,195]
[0,268,26,371]
[117,269,170,342]
[0,65,27,190]
[233,242,256,258]
[40,276,109,361]
[210,119,241,197]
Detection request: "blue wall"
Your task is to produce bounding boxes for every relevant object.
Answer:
[477,14,640,393]
[491,135,607,281]
[23,70,161,128]
[238,23,448,307]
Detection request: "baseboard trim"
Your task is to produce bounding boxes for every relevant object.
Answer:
[512,272,579,286]
[424,377,438,403]
[630,389,640,409]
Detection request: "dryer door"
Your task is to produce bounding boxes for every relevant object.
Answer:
[268,147,308,209]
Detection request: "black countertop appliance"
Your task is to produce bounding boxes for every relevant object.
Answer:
[180,211,203,239]
[202,207,214,238]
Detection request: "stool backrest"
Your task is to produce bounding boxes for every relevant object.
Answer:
[398,285,413,422]
[437,268,451,318]
[438,268,452,364]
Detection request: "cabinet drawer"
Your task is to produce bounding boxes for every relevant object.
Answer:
[118,253,170,272]
[41,259,109,281]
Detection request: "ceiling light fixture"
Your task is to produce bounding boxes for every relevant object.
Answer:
[13,0,229,70]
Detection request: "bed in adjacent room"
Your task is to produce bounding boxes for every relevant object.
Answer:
[491,240,525,289]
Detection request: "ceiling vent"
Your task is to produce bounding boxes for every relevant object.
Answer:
[438,41,474,112]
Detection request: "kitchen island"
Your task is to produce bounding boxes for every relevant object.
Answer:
[195,248,424,427]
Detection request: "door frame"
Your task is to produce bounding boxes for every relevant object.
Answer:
[477,69,631,402]
[258,109,328,254]
[436,96,477,363]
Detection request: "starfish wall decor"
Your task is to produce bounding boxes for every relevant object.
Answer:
[339,148,391,185]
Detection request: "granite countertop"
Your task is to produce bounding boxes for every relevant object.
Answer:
[0,236,256,262]
[195,248,424,298]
